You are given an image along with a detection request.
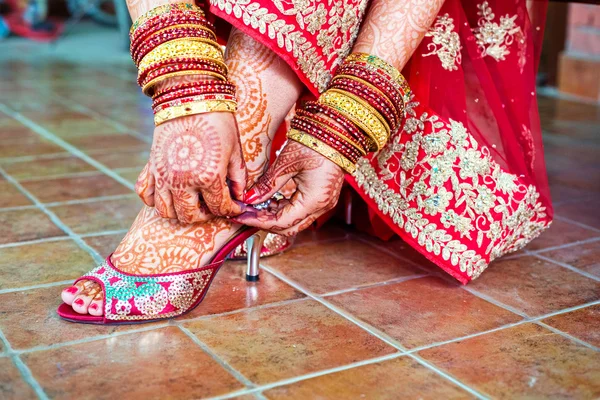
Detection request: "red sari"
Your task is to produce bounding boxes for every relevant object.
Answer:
[207,0,553,284]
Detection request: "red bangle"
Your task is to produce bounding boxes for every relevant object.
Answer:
[138,58,227,87]
[130,12,214,46]
[152,83,236,108]
[293,112,368,155]
[133,27,215,65]
[331,78,399,131]
[152,80,233,99]
[302,102,374,151]
[336,65,405,114]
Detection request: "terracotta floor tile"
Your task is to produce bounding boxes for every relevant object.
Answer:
[21,174,131,203]
[419,323,600,399]
[66,134,149,152]
[293,221,349,246]
[179,261,305,320]
[470,256,600,316]
[22,327,243,399]
[183,300,395,384]
[0,209,65,244]
[329,276,521,349]
[90,150,149,170]
[550,184,597,205]
[526,219,599,251]
[0,126,38,142]
[0,139,65,159]
[370,236,444,274]
[264,356,469,400]
[0,358,37,400]
[0,156,96,180]
[542,305,600,348]
[116,169,140,184]
[0,181,32,208]
[541,240,600,278]
[83,233,123,257]
[49,196,141,234]
[555,200,600,229]
[262,239,420,294]
[0,240,95,289]
[0,286,166,350]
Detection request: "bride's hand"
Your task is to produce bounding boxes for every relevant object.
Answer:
[135,112,247,224]
[233,141,344,236]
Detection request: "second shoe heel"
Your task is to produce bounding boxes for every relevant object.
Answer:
[245,230,268,282]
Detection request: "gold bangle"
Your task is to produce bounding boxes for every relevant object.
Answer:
[142,70,227,96]
[308,117,367,156]
[131,3,204,34]
[154,100,237,126]
[138,38,224,71]
[287,129,356,174]
[328,88,390,134]
[318,89,389,151]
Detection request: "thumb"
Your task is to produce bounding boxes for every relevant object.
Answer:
[228,145,248,201]
[244,159,297,205]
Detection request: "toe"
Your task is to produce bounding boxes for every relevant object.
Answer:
[61,281,85,305]
[88,292,104,317]
[71,284,101,315]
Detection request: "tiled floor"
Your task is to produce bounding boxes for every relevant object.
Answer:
[1,56,599,399]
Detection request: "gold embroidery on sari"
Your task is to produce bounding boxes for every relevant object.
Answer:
[474,1,522,62]
[353,101,550,279]
[423,14,462,71]
[209,0,369,92]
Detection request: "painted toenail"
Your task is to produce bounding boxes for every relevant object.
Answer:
[74,298,84,306]
[89,303,98,310]
[65,287,78,294]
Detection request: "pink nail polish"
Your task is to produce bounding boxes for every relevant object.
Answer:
[89,303,98,310]
[74,298,84,306]
[65,286,78,294]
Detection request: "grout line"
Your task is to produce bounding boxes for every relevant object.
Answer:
[50,93,152,144]
[177,325,256,388]
[258,264,488,399]
[17,170,110,183]
[0,236,70,249]
[531,236,600,255]
[14,323,170,355]
[0,166,103,264]
[534,321,600,351]
[461,287,529,317]
[0,280,76,295]
[79,229,130,238]
[533,299,600,320]
[533,254,600,282]
[44,193,137,208]
[0,152,73,164]
[0,205,39,212]
[0,329,49,400]
[554,215,600,234]
[321,273,428,297]
[205,352,407,400]
[0,103,135,191]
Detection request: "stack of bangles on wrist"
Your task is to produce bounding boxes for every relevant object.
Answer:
[288,53,411,174]
[129,3,237,126]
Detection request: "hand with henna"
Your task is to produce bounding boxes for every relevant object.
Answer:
[234,141,345,236]
[135,110,247,224]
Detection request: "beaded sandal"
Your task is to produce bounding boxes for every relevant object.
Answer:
[57,227,267,325]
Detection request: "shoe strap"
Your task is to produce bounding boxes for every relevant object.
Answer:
[77,257,221,322]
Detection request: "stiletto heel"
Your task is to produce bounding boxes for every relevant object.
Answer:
[246,230,267,282]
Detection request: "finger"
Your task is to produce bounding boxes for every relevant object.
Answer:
[172,189,211,224]
[233,190,312,232]
[228,142,248,201]
[244,160,297,205]
[275,214,319,237]
[202,179,245,217]
[154,186,177,219]
[135,164,155,207]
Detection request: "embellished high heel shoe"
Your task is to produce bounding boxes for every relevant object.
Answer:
[230,233,295,262]
[57,227,266,325]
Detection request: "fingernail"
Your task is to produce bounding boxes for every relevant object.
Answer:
[74,298,84,306]
[244,188,258,204]
[89,303,98,310]
[65,286,78,294]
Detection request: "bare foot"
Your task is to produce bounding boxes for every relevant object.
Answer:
[61,206,241,316]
